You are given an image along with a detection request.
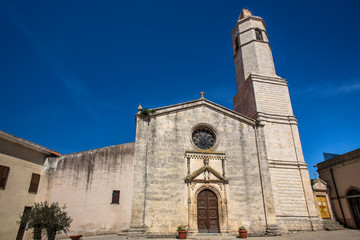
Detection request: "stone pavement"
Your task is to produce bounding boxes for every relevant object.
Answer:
[79,229,360,240]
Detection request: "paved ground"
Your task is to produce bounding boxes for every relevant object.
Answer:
[79,229,360,240]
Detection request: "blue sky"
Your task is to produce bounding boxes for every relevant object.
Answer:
[1,0,359,178]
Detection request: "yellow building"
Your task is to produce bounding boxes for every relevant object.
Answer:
[0,130,60,240]
[316,148,360,229]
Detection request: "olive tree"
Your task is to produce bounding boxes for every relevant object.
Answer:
[19,201,72,240]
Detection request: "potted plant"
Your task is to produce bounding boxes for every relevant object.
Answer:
[177,225,187,239]
[69,235,82,240]
[238,226,247,238]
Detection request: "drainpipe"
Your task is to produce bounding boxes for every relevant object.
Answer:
[330,168,347,227]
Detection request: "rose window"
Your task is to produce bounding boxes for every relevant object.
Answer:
[192,128,216,150]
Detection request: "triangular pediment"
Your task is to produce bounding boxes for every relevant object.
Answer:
[137,98,255,125]
[312,178,328,191]
[185,163,228,184]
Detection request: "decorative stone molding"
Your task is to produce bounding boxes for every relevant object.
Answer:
[185,151,226,161]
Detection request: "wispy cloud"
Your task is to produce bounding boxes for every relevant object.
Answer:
[335,81,360,94]
[62,78,118,123]
[295,79,360,98]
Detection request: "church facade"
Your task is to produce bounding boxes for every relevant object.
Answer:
[34,9,321,238]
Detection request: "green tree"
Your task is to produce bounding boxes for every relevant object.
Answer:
[19,201,72,240]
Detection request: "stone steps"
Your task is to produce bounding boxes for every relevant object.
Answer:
[188,234,236,240]
[322,219,345,231]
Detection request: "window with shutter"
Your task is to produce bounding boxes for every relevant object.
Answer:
[111,190,120,204]
[28,173,40,193]
[0,165,10,189]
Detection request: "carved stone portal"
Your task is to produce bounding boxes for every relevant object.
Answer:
[185,151,230,235]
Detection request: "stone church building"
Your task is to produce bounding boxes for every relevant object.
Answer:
[33,9,321,238]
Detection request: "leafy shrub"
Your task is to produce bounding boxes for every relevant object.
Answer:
[19,201,72,240]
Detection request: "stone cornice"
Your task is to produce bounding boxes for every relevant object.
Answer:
[256,112,298,125]
[231,16,266,38]
[233,74,288,104]
[249,74,287,85]
[316,148,360,171]
[269,159,308,169]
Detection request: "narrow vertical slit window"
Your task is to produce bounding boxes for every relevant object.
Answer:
[255,29,263,41]
[112,190,120,204]
[0,165,10,189]
[28,173,40,193]
[234,37,240,53]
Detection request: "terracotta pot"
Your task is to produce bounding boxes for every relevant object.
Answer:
[178,230,187,239]
[69,235,83,240]
[239,230,247,238]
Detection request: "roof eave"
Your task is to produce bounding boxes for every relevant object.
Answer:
[0,130,61,156]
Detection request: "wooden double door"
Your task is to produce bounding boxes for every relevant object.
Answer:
[197,189,220,233]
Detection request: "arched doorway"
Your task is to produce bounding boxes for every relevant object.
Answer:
[197,189,220,233]
[347,189,360,229]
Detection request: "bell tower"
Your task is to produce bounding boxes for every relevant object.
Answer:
[231,9,321,232]
[231,9,293,119]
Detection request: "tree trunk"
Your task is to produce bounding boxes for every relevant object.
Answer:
[46,230,56,240]
[33,227,42,240]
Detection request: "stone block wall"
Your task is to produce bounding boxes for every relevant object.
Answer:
[253,79,293,116]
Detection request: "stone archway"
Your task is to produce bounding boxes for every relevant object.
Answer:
[185,151,229,235]
[197,189,220,233]
[187,184,229,235]
[347,189,360,229]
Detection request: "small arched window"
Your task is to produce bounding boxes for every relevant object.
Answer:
[255,29,263,41]
[347,189,360,228]
[347,189,360,197]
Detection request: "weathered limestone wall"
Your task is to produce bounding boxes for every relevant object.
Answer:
[263,123,297,162]
[264,122,320,232]
[36,142,135,237]
[130,100,274,236]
